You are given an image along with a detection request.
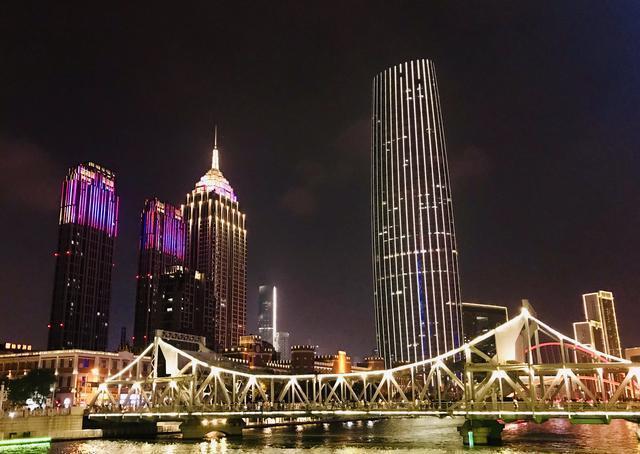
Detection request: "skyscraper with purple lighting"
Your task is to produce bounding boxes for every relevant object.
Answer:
[133,198,185,351]
[48,162,119,351]
[183,132,247,351]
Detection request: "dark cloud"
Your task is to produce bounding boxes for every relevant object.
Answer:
[1,2,640,355]
[280,119,369,218]
[0,137,59,212]
[281,186,317,217]
[449,145,493,186]
[280,160,327,217]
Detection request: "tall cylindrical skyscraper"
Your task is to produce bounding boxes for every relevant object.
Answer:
[371,59,462,366]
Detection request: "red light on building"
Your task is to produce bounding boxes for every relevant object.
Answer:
[49,162,119,351]
[47,324,51,329]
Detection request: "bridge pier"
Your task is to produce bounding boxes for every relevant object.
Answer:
[84,418,158,439]
[179,417,245,439]
[459,420,503,446]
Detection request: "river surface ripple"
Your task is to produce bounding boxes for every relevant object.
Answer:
[2,417,639,453]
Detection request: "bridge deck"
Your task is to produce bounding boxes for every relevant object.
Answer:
[87,402,640,423]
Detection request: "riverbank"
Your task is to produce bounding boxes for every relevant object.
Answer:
[0,408,102,443]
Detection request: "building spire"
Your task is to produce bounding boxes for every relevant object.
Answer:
[212,125,219,170]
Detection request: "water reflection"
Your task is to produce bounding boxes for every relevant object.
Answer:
[2,418,637,453]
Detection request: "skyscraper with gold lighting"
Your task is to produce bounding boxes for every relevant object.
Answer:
[183,131,247,350]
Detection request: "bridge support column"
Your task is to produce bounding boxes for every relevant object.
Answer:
[180,417,245,439]
[85,418,158,438]
[459,420,503,446]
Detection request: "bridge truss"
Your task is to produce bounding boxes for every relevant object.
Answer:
[90,309,640,423]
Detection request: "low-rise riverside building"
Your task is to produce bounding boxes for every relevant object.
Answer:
[260,345,385,375]
[625,347,640,362]
[222,335,275,368]
[0,349,151,407]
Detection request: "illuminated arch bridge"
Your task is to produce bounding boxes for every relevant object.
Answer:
[88,310,640,444]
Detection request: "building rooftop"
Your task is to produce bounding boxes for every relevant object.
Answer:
[194,131,236,201]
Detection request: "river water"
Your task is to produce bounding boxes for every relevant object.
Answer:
[3,418,639,453]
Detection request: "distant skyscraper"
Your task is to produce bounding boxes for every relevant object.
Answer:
[461,302,508,358]
[461,303,508,342]
[371,59,463,366]
[155,266,205,336]
[257,285,276,347]
[573,321,597,349]
[183,131,247,350]
[275,331,290,361]
[118,326,130,351]
[578,291,622,358]
[48,162,119,350]
[133,198,185,350]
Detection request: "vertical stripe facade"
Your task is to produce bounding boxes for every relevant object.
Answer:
[184,191,247,351]
[372,60,462,366]
[133,198,186,350]
[183,145,247,351]
[48,162,119,351]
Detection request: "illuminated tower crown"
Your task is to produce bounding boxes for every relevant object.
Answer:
[195,126,236,201]
[183,127,247,351]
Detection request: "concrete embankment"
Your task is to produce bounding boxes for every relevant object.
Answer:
[0,408,102,442]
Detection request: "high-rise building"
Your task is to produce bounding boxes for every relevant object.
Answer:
[155,266,205,336]
[578,291,622,358]
[183,132,247,350]
[133,198,185,350]
[257,285,277,347]
[461,303,509,342]
[371,59,463,366]
[275,331,290,361]
[573,321,597,349]
[48,162,119,351]
[461,302,508,358]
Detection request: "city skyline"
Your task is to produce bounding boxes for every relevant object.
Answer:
[2,3,640,357]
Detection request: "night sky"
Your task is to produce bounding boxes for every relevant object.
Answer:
[1,2,639,358]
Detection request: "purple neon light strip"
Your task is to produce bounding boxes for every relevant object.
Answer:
[59,165,118,237]
[140,200,184,260]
